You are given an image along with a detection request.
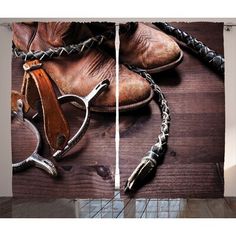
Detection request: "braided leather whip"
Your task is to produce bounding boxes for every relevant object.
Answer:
[125,66,170,193]
[12,25,132,61]
[154,22,225,74]
[13,35,105,61]
[12,31,170,193]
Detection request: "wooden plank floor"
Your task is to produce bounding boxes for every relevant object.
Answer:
[12,59,116,198]
[12,22,224,198]
[120,22,224,198]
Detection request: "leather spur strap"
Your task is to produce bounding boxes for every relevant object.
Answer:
[12,59,70,150]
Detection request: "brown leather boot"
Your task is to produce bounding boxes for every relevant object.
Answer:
[88,22,183,73]
[12,22,153,112]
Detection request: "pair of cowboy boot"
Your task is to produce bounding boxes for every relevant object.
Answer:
[12,22,182,112]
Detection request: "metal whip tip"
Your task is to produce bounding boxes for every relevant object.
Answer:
[124,157,157,193]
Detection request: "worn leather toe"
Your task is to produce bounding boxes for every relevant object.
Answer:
[119,23,182,70]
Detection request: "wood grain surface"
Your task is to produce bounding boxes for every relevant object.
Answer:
[12,58,116,198]
[120,22,224,198]
[12,22,224,198]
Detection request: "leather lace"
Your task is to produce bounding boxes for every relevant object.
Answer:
[154,22,225,74]
[12,26,170,193]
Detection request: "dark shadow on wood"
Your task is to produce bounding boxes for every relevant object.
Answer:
[152,69,182,87]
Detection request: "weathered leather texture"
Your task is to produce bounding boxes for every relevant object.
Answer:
[88,22,182,70]
[21,60,70,150]
[43,50,151,109]
[12,22,153,112]
[154,22,225,74]
[12,22,92,52]
[119,23,181,69]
